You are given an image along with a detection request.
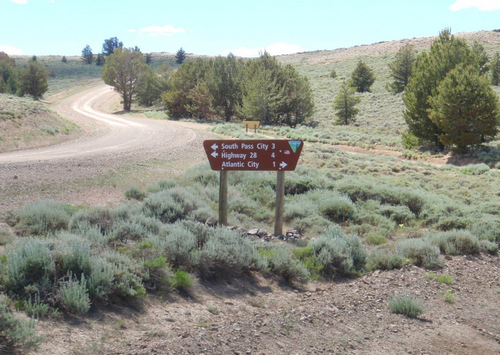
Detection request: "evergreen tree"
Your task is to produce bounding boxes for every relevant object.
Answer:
[95,53,105,66]
[491,52,500,86]
[102,37,123,56]
[82,45,93,64]
[428,64,499,152]
[162,58,208,118]
[387,44,415,94]
[18,60,48,99]
[333,80,361,125]
[206,54,243,121]
[175,47,186,64]
[0,53,17,94]
[135,66,161,107]
[62,56,67,63]
[403,29,486,148]
[351,60,375,92]
[239,52,284,125]
[102,47,147,111]
[281,64,315,127]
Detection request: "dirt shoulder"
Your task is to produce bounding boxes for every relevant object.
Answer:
[26,254,499,355]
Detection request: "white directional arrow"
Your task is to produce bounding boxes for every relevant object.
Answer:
[211,151,219,158]
[279,161,287,169]
[211,143,219,150]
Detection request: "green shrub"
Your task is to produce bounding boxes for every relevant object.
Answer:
[142,188,199,223]
[397,238,443,269]
[479,240,498,254]
[379,205,415,225]
[366,249,405,271]
[6,238,55,291]
[124,186,146,201]
[268,248,310,283]
[0,295,41,350]
[59,274,91,315]
[460,163,490,175]
[146,179,178,194]
[161,224,200,268]
[427,230,480,255]
[309,225,366,276]
[87,257,115,301]
[16,200,72,235]
[69,207,114,235]
[22,292,52,319]
[426,272,455,285]
[170,270,194,290]
[401,132,420,149]
[318,195,357,223]
[388,294,425,318]
[55,234,92,276]
[199,228,262,279]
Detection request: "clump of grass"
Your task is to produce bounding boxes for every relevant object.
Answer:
[388,294,425,318]
[440,290,456,304]
[426,272,455,285]
[207,306,219,315]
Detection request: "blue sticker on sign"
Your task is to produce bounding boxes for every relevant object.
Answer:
[288,140,302,153]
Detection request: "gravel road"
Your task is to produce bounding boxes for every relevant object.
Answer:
[0,84,214,216]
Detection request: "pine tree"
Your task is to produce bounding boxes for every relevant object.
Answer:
[387,44,415,94]
[351,60,375,92]
[402,29,486,148]
[81,45,93,64]
[333,80,361,125]
[491,52,500,86]
[175,47,186,64]
[428,64,499,152]
[18,61,48,99]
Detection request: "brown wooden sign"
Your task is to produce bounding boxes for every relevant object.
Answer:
[203,139,303,171]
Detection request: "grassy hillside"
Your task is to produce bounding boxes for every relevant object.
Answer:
[275,30,500,153]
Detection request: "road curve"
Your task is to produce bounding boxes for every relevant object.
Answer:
[0,85,198,163]
[0,84,212,215]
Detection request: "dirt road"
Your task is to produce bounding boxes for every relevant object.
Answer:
[0,84,213,216]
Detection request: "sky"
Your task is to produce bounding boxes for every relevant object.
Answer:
[0,0,499,57]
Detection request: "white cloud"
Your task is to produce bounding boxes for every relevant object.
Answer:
[450,0,500,11]
[138,25,185,37]
[9,0,28,3]
[127,29,137,33]
[221,42,304,57]
[0,45,23,55]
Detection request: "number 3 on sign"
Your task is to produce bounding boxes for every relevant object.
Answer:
[250,152,257,158]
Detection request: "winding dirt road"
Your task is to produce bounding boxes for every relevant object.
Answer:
[0,84,213,216]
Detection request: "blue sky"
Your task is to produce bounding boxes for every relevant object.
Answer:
[1,0,499,57]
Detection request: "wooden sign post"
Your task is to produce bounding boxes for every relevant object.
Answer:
[203,139,303,235]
